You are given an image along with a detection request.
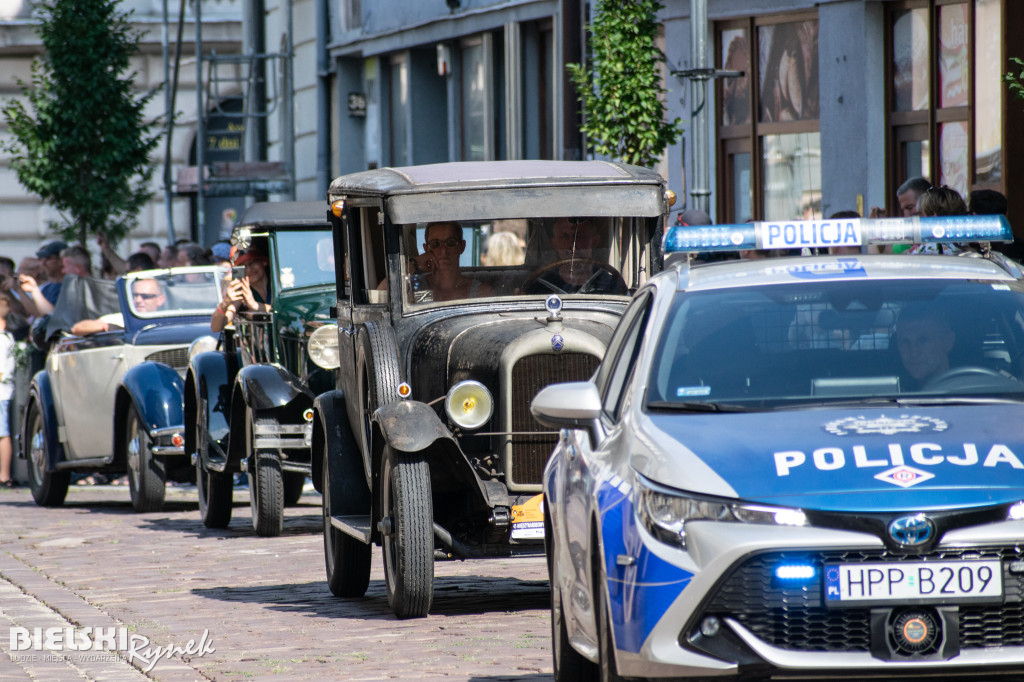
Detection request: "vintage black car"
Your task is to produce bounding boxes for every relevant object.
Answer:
[313,160,671,617]
[185,201,336,536]
[22,268,223,510]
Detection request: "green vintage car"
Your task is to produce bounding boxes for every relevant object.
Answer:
[184,201,338,536]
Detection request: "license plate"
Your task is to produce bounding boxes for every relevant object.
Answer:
[824,560,1003,606]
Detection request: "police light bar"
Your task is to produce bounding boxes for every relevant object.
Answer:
[664,214,1012,253]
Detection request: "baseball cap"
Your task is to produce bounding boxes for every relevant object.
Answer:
[36,239,68,259]
[234,244,268,266]
[211,242,232,261]
[676,209,713,226]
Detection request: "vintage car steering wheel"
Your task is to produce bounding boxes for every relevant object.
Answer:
[923,365,1005,390]
[521,258,623,295]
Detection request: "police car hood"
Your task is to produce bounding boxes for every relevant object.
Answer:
[640,405,1024,512]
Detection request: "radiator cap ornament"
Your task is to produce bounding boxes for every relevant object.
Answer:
[545,294,563,320]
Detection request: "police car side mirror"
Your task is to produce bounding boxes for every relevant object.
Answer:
[531,382,602,445]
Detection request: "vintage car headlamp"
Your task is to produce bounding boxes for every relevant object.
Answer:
[308,325,340,369]
[187,335,219,362]
[445,380,493,430]
[636,479,807,550]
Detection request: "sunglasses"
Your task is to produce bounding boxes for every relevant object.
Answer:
[426,237,461,250]
[132,292,160,300]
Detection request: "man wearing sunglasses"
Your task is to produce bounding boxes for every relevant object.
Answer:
[410,221,493,302]
[70,278,165,335]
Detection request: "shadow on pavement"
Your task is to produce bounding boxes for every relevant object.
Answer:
[467,676,552,682]
[136,512,324,538]
[191,575,549,620]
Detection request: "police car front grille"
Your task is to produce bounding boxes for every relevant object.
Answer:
[508,352,599,486]
[145,347,189,369]
[701,548,1024,652]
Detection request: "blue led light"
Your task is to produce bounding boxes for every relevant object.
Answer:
[774,564,816,581]
[663,214,1012,254]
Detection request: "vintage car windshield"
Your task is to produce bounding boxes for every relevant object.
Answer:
[399,217,641,307]
[126,268,223,319]
[647,277,1024,409]
[274,230,335,290]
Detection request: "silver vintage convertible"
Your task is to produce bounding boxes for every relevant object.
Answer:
[21,267,223,510]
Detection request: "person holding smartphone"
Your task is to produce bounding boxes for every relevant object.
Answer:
[211,243,271,332]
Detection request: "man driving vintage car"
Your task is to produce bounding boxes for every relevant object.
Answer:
[70,277,166,335]
[523,217,628,295]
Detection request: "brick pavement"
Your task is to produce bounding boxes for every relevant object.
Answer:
[0,484,554,681]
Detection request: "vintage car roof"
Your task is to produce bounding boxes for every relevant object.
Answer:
[681,254,1017,292]
[236,201,329,229]
[327,161,668,224]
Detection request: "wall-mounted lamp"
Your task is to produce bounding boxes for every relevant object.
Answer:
[437,43,452,77]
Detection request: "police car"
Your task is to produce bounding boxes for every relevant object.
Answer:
[533,214,1024,680]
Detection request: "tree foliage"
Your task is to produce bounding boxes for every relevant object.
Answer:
[568,0,682,167]
[1006,57,1024,104]
[2,0,160,246]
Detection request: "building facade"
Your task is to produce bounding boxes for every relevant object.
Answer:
[0,0,243,263]
[282,0,1021,235]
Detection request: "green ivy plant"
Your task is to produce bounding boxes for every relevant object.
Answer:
[568,0,683,168]
[1005,57,1024,103]
[1,0,160,248]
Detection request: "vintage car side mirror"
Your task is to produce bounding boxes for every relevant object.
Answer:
[530,381,603,446]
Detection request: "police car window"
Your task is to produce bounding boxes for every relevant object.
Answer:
[602,292,653,420]
[647,279,1024,409]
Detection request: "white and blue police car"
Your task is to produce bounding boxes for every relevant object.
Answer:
[534,214,1024,680]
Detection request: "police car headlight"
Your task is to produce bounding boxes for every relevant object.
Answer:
[636,480,807,550]
[308,325,340,369]
[188,335,218,362]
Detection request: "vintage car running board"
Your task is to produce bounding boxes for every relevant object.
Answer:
[330,514,372,543]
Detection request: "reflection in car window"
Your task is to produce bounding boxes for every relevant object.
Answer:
[274,230,336,290]
[648,279,1024,407]
[399,217,639,307]
[127,268,222,318]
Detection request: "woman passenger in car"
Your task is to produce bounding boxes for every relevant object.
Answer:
[211,243,271,332]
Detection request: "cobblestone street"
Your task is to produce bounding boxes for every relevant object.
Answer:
[0,485,552,681]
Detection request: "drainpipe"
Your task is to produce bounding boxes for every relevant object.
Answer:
[315,0,331,193]
[689,0,709,214]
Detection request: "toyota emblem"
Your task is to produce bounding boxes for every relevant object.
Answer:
[888,514,934,547]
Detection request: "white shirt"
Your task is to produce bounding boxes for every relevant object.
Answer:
[0,330,14,401]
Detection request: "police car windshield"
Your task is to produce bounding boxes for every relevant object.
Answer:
[648,278,1024,409]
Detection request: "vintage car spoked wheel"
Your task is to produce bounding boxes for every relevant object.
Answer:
[380,445,433,618]
[25,400,70,507]
[322,448,371,597]
[195,397,233,528]
[247,409,284,537]
[125,406,166,513]
[283,471,306,507]
[521,258,623,295]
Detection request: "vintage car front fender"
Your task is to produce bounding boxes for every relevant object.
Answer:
[235,363,315,411]
[185,350,238,455]
[313,390,371,514]
[118,362,184,431]
[25,370,66,470]
[372,400,497,509]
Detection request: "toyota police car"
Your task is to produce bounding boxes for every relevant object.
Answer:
[533,214,1024,680]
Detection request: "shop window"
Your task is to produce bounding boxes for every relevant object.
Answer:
[716,14,821,222]
[885,0,1002,205]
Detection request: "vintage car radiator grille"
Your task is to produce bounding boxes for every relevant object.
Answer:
[145,347,190,369]
[509,352,599,486]
[699,548,1024,652]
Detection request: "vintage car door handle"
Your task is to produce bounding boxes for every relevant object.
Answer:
[110,352,125,361]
